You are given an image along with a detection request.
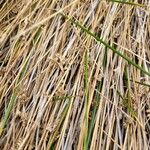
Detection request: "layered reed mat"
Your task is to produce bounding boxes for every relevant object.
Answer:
[0,0,150,149]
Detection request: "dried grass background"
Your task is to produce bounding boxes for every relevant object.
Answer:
[0,0,150,149]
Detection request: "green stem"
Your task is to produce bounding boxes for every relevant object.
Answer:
[59,13,150,77]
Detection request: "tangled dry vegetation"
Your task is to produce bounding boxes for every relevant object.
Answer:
[0,0,150,149]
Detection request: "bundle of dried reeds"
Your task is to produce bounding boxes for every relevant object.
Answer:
[0,0,150,149]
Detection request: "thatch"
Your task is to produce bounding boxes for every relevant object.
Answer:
[0,0,150,149]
